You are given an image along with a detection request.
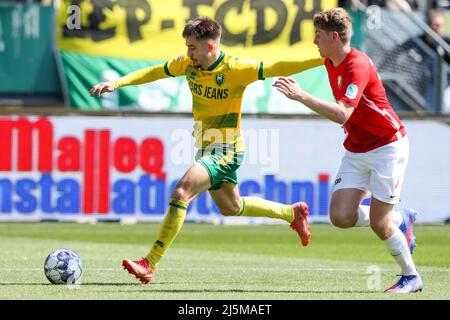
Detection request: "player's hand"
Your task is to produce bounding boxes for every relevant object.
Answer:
[272,77,303,101]
[89,82,115,97]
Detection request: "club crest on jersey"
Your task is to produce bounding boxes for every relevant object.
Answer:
[215,73,225,86]
[188,70,197,79]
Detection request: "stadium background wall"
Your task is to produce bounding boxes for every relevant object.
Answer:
[0,115,448,224]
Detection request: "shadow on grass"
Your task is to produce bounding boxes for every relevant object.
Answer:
[0,282,143,286]
[0,283,382,294]
[96,288,381,294]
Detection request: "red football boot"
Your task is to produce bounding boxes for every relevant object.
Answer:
[290,202,311,246]
[122,257,154,284]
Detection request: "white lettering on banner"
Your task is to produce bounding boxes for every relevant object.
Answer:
[11,5,40,41]
[0,22,4,53]
[24,6,40,39]
[0,116,448,223]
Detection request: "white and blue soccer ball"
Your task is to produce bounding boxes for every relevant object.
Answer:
[44,249,82,285]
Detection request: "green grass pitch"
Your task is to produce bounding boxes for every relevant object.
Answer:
[0,222,448,300]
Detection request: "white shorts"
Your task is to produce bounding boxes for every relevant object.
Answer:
[332,135,409,204]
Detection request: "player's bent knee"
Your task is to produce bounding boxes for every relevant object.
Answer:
[329,212,355,228]
[217,203,241,216]
[218,206,241,216]
[219,209,238,216]
[370,220,382,232]
[171,186,190,203]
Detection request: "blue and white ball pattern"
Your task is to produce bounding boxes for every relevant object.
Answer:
[44,249,82,284]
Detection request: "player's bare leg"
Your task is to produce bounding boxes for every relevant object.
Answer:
[209,182,241,216]
[122,163,211,283]
[210,183,311,246]
[330,188,417,253]
[329,188,367,228]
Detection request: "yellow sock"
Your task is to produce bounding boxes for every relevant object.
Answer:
[238,197,294,223]
[146,198,188,270]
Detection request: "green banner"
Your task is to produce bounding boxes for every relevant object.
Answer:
[62,51,333,113]
[0,4,61,94]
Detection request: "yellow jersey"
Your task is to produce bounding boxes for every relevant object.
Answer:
[112,52,323,151]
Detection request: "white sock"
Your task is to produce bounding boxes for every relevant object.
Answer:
[354,206,403,228]
[391,210,402,228]
[354,205,370,227]
[384,228,417,275]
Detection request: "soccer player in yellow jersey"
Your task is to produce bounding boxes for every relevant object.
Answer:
[90,16,323,284]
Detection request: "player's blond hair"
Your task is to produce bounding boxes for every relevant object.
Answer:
[313,8,352,44]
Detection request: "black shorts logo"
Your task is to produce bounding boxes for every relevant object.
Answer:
[334,178,342,186]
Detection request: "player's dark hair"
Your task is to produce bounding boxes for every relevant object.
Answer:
[182,16,222,40]
[313,8,352,44]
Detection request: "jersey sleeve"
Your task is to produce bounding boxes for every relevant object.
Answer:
[111,54,189,89]
[262,58,324,79]
[164,54,190,77]
[112,64,167,89]
[230,59,262,87]
[336,58,370,108]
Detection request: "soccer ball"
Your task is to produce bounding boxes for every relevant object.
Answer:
[44,249,82,284]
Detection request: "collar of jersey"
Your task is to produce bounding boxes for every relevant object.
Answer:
[206,52,225,71]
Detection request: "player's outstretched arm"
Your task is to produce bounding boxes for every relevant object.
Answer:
[89,64,171,98]
[273,76,353,124]
[111,65,169,88]
[263,57,324,79]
